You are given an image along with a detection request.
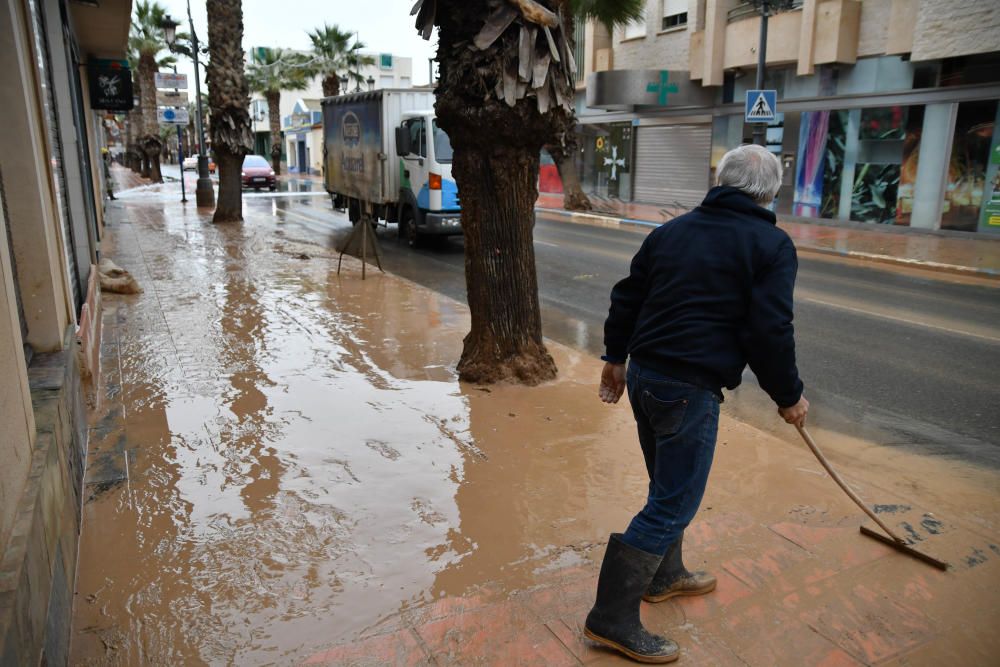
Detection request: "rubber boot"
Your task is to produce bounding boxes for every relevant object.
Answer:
[584,534,679,663]
[643,532,716,603]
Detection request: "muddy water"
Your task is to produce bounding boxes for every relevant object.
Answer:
[72,201,652,665]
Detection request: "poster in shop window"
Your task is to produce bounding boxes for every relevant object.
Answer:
[595,122,632,199]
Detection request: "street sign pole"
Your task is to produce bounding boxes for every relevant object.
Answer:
[177,124,187,203]
[172,66,187,204]
[752,1,769,146]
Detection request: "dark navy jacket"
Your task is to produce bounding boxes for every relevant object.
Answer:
[603,186,803,408]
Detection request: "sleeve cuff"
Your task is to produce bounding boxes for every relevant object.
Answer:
[601,354,627,364]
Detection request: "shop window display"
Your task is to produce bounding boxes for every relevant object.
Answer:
[941,100,997,232]
[795,106,914,225]
[578,122,633,201]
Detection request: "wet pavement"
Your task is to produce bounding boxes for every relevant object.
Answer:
[71,169,1000,665]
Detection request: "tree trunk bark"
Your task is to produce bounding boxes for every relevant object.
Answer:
[206,0,253,223]
[138,55,163,183]
[452,145,556,385]
[214,149,243,222]
[548,142,592,211]
[322,75,340,97]
[143,139,163,182]
[266,90,281,174]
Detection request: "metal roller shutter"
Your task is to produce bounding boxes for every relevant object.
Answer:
[633,124,711,208]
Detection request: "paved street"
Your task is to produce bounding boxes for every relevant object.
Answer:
[239,190,1000,467]
[72,177,1000,665]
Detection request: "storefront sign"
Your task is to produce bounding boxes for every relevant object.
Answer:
[87,60,134,111]
[586,70,714,110]
[156,90,189,107]
[157,107,189,126]
[155,72,188,90]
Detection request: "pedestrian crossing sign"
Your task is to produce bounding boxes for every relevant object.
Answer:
[745,89,777,122]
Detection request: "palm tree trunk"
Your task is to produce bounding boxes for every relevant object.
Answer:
[548,141,592,211]
[452,144,556,384]
[206,0,253,223]
[138,54,163,183]
[266,90,281,174]
[322,75,340,97]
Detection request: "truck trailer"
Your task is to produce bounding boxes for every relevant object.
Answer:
[322,89,461,245]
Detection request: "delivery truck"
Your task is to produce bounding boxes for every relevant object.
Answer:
[322,89,461,246]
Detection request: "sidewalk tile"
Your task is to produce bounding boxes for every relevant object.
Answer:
[783,581,936,664]
[300,628,432,666]
[673,569,755,622]
[704,603,861,667]
[721,539,811,591]
[414,600,577,666]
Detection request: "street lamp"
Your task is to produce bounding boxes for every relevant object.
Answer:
[339,75,348,94]
[367,75,375,91]
[162,3,214,208]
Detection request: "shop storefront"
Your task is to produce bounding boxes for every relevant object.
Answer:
[576,59,1000,234]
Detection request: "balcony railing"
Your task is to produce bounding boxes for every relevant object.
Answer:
[727,0,803,23]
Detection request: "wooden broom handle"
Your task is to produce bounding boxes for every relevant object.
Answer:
[795,425,906,544]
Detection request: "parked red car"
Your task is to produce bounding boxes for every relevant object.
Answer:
[241,155,276,191]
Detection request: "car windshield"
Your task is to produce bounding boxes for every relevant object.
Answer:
[243,155,269,168]
[433,122,453,163]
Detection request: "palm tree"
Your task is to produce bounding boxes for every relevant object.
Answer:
[246,48,309,174]
[205,0,253,222]
[305,24,376,97]
[412,0,641,385]
[129,0,176,183]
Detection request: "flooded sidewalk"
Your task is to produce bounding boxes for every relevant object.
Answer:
[72,189,999,665]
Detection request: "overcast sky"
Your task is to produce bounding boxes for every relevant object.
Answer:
[157,0,438,89]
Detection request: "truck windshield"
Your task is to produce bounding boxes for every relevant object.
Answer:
[433,122,453,163]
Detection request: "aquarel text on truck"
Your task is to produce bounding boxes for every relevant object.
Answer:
[321,89,461,246]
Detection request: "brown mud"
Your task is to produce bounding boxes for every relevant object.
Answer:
[71,191,1000,665]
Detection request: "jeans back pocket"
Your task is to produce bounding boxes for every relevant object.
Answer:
[640,390,688,437]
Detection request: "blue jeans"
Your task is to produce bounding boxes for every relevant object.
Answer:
[620,361,720,556]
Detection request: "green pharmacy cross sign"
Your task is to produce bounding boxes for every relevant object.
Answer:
[647,71,679,106]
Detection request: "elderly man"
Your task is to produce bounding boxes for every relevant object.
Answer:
[584,144,809,663]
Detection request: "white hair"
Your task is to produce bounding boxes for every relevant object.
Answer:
[716,144,783,204]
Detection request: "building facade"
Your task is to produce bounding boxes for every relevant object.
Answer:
[248,49,413,168]
[565,0,1000,234]
[0,0,128,662]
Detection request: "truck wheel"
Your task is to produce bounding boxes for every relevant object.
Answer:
[400,209,420,247]
[348,198,361,224]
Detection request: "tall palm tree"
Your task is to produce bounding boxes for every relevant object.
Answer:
[305,24,376,97]
[129,0,175,183]
[246,48,309,174]
[412,0,641,385]
[206,0,253,222]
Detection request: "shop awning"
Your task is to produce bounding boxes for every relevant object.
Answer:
[69,0,132,60]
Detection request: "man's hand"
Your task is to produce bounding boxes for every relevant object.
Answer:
[778,395,810,428]
[599,362,627,404]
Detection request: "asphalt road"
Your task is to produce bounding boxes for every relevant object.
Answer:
[253,192,1000,467]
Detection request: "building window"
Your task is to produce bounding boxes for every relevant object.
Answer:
[622,9,646,40]
[379,53,393,70]
[661,0,687,30]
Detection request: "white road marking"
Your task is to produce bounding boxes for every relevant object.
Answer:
[800,295,1000,344]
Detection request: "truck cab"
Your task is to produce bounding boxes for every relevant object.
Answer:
[394,112,461,245]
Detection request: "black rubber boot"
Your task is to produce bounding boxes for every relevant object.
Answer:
[644,532,717,603]
[584,534,679,663]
